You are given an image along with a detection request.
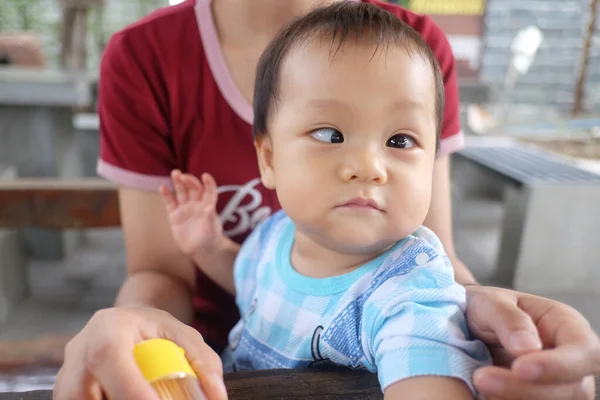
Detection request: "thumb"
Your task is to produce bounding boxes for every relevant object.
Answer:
[468,289,542,356]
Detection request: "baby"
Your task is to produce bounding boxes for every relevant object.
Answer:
[160,2,491,398]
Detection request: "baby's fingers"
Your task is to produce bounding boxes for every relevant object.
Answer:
[159,185,177,212]
[181,174,205,202]
[201,173,219,207]
[171,169,190,204]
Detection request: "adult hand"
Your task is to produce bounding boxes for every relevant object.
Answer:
[53,306,227,400]
[465,285,599,400]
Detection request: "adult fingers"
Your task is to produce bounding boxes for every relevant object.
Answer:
[84,311,160,400]
[88,346,159,400]
[510,298,600,383]
[53,335,103,400]
[509,295,600,383]
[191,351,228,400]
[512,344,600,383]
[466,288,541,355]
[474,366,594,400]
[160,321,227,400]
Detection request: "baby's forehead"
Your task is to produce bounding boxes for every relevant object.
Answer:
[278,40,435,97]
[270,41,439,132]
[287,35,425,62]
[283,38,432,77]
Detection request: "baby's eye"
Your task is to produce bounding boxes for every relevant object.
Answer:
[310,128,344,143]
[387,134,416,149]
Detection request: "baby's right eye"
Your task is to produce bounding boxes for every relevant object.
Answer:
[310,128,344,143]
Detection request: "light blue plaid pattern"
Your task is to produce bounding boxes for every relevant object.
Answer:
[225,210,491,393]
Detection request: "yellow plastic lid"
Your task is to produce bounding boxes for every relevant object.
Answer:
[133,339,197,383]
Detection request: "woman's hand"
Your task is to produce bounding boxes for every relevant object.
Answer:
[53,306,227,400]
[160,170,223,258]
[465,285,599,399]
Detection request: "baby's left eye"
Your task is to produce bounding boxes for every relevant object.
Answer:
[387,134,416,149]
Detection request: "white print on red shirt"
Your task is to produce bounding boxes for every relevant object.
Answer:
[218,178,272,237]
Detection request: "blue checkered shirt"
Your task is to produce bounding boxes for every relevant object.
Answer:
[223,210,491,394]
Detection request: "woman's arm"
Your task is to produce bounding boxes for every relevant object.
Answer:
[385,376,472,400]
[115,187,197,323]
[423,154,478,286]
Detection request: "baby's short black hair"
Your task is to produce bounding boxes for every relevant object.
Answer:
[252,1,445,148]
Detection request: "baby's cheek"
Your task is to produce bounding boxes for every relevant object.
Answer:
[391,178,432,232]
[274,178,309,217]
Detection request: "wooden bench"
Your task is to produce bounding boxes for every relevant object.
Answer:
[0,179,383,398]
[0,179,119,230]
[453,137,600,293]
[2,368,382,399]
[0,179,120,371]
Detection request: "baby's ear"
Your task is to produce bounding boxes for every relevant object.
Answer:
[254,134,276,190]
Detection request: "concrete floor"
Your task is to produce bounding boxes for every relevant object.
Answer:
[0,229,124,342]
[0,197,599,393]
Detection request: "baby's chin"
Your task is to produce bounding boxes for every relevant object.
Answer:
[318,227,410,256]
[292,214,422,255]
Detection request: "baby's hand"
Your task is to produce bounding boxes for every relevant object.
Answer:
[159,170,223,257]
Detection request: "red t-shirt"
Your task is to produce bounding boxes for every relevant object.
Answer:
[97,0,465,349]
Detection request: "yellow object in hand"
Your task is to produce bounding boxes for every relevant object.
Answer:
[134,339,206,400]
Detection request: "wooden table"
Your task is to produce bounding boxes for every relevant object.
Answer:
[0,368,382,399]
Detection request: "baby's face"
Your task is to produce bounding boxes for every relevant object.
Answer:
[256,40,438,254]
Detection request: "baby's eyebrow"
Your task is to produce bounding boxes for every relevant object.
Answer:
[304,98,350,110]
[385,98,426,113]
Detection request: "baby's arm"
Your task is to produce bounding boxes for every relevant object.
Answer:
[367,241,491,399]
[159,170,236,294]
[384,376,472,400]
[190,230,238,296]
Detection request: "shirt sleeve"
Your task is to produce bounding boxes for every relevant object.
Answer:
[96,30,175,191]
[364,250,491,395]
[421,16,465,156]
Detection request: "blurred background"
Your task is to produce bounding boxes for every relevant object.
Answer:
[0,0,598,394]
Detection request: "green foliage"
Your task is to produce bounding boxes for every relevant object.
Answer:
[0,0,44,31]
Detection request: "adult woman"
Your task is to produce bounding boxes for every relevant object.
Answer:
[53,0,600,399]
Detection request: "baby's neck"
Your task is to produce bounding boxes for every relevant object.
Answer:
[290,231,394,278]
